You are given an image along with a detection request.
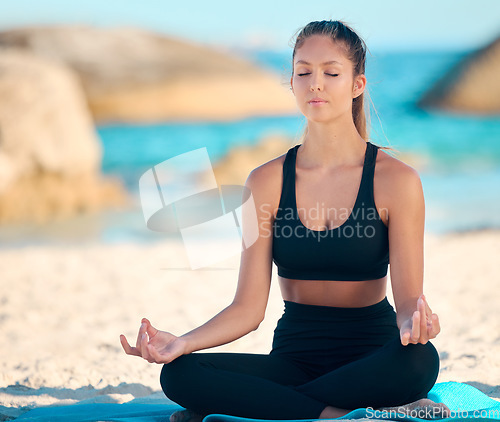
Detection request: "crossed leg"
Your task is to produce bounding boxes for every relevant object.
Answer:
[160,337,444,421]
[293,336,440,409]
[161,352,328,420]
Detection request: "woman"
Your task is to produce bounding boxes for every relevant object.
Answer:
[120,20,451,421]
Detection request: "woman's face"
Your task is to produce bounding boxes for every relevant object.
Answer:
[291,35,363,123]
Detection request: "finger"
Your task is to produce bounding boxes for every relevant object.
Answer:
[421,295,435,328]
[429,313,441,338]
[420,294,432,322]
[411,311,420,343]
[136,322,147,350]
[141,332,154,363]
[143,318,159,339]
[421,294,433,315]
[400,328,411,346]
[418,297,429,344]
[148,342,170,364]
[421,295,434,327]
[120,334,141,357]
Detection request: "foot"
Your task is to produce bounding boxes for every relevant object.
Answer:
[377,398,451,419]
[169,409,205,422]
[319,405,352,419]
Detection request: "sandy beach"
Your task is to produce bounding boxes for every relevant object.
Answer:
[1,229,499,420]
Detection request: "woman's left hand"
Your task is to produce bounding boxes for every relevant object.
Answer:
[400,294,441,346]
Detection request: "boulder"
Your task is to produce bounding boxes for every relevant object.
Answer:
[417,36,500,114]
[0,50,130,225]
[0,25,297,123]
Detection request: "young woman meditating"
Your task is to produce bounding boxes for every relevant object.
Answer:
[121,19,451,421]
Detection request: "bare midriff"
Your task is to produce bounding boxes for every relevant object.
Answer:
[278,276,388,307]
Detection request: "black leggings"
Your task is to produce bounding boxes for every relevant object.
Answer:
[160,297,440,420]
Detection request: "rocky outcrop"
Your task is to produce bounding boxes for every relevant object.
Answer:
[0,25,297,123]
[0,50,130,225]
[417,36,500,114]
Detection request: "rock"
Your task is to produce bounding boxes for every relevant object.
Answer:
[0,25,297,123]
[417,36,500,114]
[0,50,130,225]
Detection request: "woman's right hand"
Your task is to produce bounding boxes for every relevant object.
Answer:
[120,318,188,364]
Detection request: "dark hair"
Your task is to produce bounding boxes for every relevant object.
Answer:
[289,20,394,152]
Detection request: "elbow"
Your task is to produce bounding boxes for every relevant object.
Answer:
[231,302,264,332]
[251,317,264,331]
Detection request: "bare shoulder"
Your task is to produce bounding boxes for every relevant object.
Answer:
[374,148,425,221]
[376,148,422,187]
[245,151,287,218]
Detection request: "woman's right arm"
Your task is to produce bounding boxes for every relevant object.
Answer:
[121,161,280,362]
[179,164,278,353]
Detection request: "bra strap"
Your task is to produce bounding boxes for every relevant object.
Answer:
[358,141,378,202]
[277,145,299,212]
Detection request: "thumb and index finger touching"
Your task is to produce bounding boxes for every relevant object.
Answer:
[400,294,438,345]
[420,294,440,332]
[141,317,159,338]
[420,294,433,317]
[120,318,158,355]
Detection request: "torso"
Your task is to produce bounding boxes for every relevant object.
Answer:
[271,143,391,308]
[277,277,388,307]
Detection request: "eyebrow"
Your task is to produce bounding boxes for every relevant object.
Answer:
[295,60,343,66]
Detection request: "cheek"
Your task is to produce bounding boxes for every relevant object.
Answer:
[292,76,306,89]
[329,76,350,88]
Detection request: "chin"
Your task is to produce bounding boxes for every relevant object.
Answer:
[304,113,338,123]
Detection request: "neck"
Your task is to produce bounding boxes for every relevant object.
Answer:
[300,116,367,169]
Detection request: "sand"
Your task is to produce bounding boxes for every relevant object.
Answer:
[0,229,499,420]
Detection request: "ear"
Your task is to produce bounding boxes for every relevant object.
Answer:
[290,75,294,94]
[353,74,367,98]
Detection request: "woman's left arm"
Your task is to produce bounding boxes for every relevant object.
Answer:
[387,165,441,346]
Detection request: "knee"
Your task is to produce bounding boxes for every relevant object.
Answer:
[406,341,439,376]
[398,340,440,395]
[160,354,195,403]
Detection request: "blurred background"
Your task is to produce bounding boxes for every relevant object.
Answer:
[1,2,500,419]
[0,0,499,247]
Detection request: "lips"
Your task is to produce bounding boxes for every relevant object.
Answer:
[308,98,327,103]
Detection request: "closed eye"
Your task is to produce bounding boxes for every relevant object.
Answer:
[297,73,338,77]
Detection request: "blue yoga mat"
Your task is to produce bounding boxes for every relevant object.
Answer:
[13,381,500,421]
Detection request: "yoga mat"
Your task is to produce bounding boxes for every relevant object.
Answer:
[13,403,181,421]
[13,381,500,422]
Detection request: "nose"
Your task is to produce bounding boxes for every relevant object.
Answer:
[310,75,323,91]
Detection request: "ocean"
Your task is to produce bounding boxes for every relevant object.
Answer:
[1,48,499,247]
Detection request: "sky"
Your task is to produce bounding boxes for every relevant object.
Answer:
[1,0,499,52]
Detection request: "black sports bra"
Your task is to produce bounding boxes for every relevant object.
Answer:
[272,141,389,281]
